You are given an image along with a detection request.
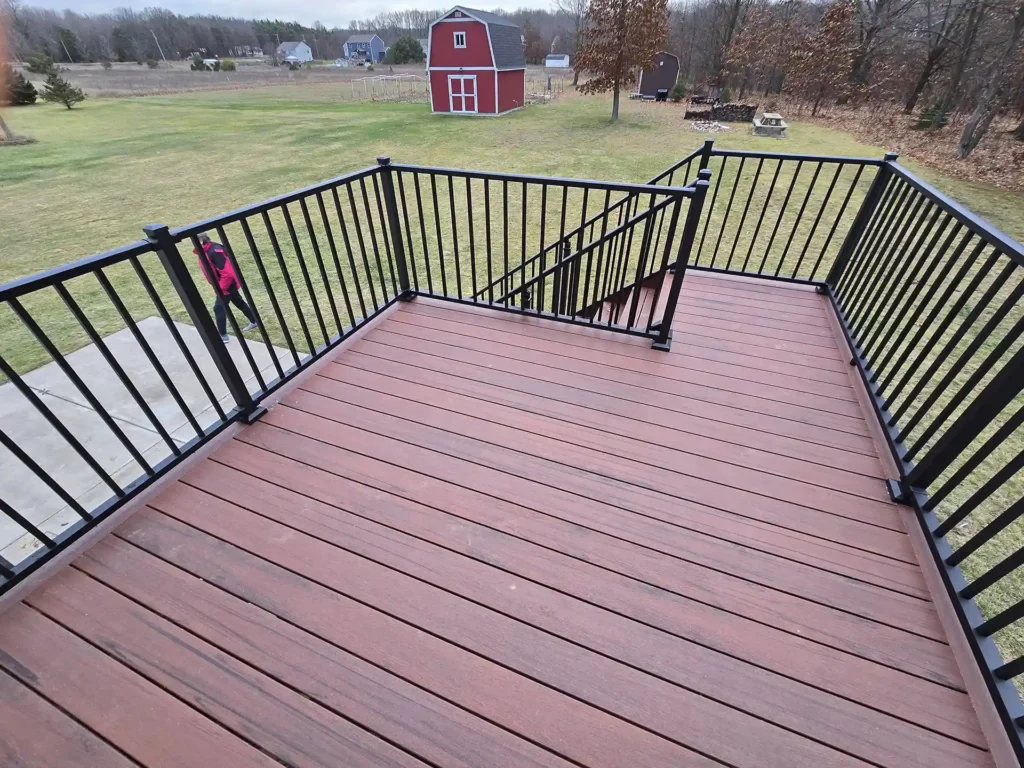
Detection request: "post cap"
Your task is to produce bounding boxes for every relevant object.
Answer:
[883,151,900,161]
[377,156,392,166]
[142,223,170,238]
[703,138,715,146]
[697,169,713,179]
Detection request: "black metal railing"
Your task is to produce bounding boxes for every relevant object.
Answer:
[387,161,706,342]
[824,157,1024,758]
[4,142,1024,759]
[0,156,707,595]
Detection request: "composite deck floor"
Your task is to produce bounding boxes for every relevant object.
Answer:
[0,273,994,768]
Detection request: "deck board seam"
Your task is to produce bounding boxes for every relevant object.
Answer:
[167,479,983,761]
[201,452,962,689]
[101,533,596,768]
[325,359,889,490]
[137,505,740,768]
[257,411,936,633]
[367,326,873,436]
[391,310,860,401]
[343,346,885,465]
[17,601,296,768]
[0,664,147,768]
[296,377,897,524]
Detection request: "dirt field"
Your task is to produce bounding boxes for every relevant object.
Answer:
[15,60,571,101]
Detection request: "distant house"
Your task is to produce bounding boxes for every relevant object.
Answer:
[638,51,679,99]
[426,6,526,116]
[545,54,570,68]
[276,41,313,63]
[344,34,387,63]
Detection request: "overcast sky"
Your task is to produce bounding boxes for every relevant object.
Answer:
[20,0,526,28]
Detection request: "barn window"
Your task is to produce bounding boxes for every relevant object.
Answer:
[454,31,466,48]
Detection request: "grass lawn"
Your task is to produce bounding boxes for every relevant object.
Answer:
[3,84,1024,682]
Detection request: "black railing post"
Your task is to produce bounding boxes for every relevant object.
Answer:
[376,157,413,300]
[653,170,711,351]
[143,223,265,423]
[826,151,899,286]
[698,138,715,171]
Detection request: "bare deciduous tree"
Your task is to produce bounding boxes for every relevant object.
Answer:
[576,0,669,120]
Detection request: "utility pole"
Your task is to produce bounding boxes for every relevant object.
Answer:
[150,29,168,64]
[59,37,75,63]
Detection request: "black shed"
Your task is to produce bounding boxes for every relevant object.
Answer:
[638,52,680,99]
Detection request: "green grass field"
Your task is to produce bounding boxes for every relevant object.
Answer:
[3,84,1024,681]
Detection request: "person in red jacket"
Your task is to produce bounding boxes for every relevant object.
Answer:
[195,232,258,343]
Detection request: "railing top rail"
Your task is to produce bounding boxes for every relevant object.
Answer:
[0,240,157,303]
[709,148,885,165]
[649,146,706,184]
[170,164,382,239]
[888,161,1024,267]
[389,162,696,197]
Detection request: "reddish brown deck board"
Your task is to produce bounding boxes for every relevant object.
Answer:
[0,272,995,767]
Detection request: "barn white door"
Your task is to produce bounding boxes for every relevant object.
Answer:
[448,75,477,113]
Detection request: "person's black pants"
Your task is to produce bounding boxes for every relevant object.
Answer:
[213,288,255,335]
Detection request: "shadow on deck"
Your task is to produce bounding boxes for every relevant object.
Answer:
[0,273,994,768]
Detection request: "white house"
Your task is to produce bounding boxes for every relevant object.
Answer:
[276,41,313,63]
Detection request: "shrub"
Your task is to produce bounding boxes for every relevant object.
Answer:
[1,65,38,105]
[41,71,85,109]
[101,60,113,70]
[220,58,236,71]
[146,59,159,69]
[719,87,732,103]
[288,61,301,71]
[669,82,687,102]
[386,35,425,65]
[212,60,221,71]
[26,52,56,75]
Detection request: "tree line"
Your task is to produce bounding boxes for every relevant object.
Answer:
[3,0,1021,155]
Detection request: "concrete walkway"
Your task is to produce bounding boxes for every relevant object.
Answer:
[0,317,290,566]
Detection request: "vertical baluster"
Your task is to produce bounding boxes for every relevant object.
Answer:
[502,180,510,306]
[0,426,90,521]
[740,159,782,272]
[808,164,866,282]
[757,160,803,275]
[428,174,448,296]
[262,210,316,355]
[484,179,493,303]
[396,172,420,294]
[345,183,381,311]
[413,173,434,296]
[328,188,369,323]
[792,163,842,279]
[465,176,478,301]
[775,161,822,277]
[359,178,392,303]
[298,198,344,337]
[447,174,463,299]
[710,157,745,270]
[240,217,302,369]
[724,158,763,271]
[537,184,548,314]
[315,192,358,331]
[130,254,230,419]
[695,155,727,264]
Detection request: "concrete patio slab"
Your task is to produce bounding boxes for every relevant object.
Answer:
[0,318,291,566]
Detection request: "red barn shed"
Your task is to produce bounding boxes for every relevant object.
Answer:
[426,6,526,116]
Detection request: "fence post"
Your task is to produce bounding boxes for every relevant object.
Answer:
[653,169,711,351]
[698,138,715,171]
[376,156,413,300]
[143,224,264,424]
[826,151,899,287]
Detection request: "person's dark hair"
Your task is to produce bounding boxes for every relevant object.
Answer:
[197,232,211,244]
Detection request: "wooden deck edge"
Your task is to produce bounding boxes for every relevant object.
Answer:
[0,301,404,617]
[821,289,1015,767]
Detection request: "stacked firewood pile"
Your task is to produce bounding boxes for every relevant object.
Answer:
[683,103,758,123]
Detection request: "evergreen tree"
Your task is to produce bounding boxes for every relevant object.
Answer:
[1,65,38,106]
[385,35,425,64]
[41,71,86,110]
[56,27,84,63]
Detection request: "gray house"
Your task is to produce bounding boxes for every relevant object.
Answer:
[276,41,313,63]
[343,34,387,63]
